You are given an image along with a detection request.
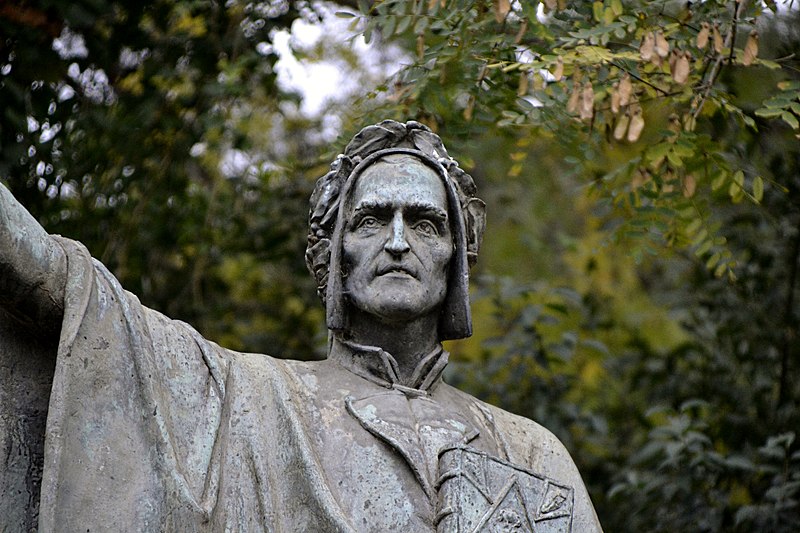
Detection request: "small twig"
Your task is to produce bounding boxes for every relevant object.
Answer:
[610,61,670,96]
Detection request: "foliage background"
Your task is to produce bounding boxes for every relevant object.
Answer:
[2,0,799,530]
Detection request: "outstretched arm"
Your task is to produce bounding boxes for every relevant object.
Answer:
[0,183,67,333]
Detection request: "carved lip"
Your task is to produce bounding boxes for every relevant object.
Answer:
[376,264,417,278]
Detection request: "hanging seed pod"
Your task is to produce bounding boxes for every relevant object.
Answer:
[655,31,670,58]
[567,83,580,114]
[580,81,594,121]
[683,174,697,197]
[627,106,645,142]
[640,32,655,62]
[494,0,511,23]
[697,22,710,49]
[672,51,691,84]
[463,95,475,121]
[668,113,681,134]
[614,113,630,140]
[428,0,439,10]
[610,81,621,114]
[416,34,425,59]
[552,56,564,81]
[713,23,724,54]
[743,30,759,66]
[618,73,633,107]
[669,49,679,72]
[517,71,529,96]
[514,19,528,44]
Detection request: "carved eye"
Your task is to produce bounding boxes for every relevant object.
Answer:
[357,216,381,230]
[414,220,438,237]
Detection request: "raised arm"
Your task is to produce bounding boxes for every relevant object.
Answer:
[0,183,67,333]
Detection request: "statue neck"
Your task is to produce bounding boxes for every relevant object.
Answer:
[342,307,440,384]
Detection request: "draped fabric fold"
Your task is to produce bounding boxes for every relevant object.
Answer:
[1,237,602,532]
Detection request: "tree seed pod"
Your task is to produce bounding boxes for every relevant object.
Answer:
[552,56,564,81]
[610,81,621,114]
[697,22,710,49]
[668,113,681,134]
[683,174,697,197]
[627,107,645,142]
[655,30,670,58]
[494,0,510,23]
[669,49,679,72]
[517,71,529,96]
[580,81,594,121]
[640,31,655,61]
[672,51,690,84]
[713,23,723,54]
[743,30,759,66]
[567,84,580,114]
[514,19,528,44]
[614,113,630,140]
[618,73,633,107]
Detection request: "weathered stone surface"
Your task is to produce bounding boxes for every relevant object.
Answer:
[0,121,602,532]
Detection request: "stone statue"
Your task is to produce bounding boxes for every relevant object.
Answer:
[0,120,602,532]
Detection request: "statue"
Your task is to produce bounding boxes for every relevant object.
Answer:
[0,120,602,532]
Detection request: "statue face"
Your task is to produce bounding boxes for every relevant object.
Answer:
[343,156,453,324]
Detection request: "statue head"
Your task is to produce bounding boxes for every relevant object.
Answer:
[306,120,486,340]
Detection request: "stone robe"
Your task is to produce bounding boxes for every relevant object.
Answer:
[0,238,602,532]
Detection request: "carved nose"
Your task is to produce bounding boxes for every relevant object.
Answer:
[384,212,410,256]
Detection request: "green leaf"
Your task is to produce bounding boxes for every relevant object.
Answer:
[781,112,800,130]
[592,1,604,22]
[752,176,764,202]
[754,108,783,118]
[711,172,727,191]
[611,0,623,16]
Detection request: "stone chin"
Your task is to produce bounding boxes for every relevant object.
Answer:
[345,275,448,324]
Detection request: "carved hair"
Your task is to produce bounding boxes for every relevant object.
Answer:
[306,120,486,303]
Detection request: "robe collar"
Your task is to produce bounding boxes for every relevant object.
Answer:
[328,335,449,396]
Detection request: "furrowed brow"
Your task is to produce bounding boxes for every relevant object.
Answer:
[405,203,448,221]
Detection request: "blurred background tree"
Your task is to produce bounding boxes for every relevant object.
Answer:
[1,0,799,531]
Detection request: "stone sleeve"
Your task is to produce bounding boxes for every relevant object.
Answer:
[0,183,67,333]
